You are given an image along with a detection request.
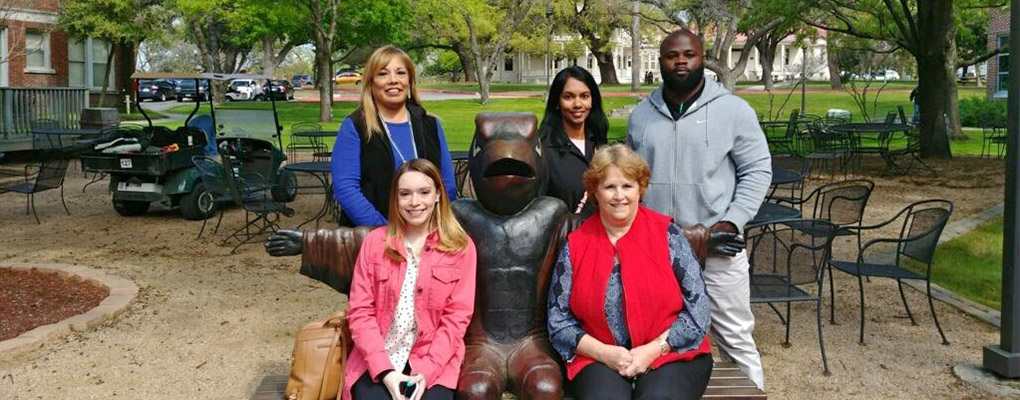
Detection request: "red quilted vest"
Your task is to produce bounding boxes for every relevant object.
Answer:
[566,206,712,379]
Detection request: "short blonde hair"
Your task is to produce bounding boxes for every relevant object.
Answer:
[582,144,651,203]
[358,46,423,140]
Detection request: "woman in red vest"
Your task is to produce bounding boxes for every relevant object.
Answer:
[547,144,713,399]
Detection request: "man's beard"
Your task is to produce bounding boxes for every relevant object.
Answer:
[661,65,704,94]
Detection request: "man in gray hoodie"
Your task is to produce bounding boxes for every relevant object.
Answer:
[627,29,771,388]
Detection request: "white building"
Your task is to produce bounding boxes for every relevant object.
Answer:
[489,29,830,85]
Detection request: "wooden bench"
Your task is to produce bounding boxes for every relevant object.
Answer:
[250,362,765,399]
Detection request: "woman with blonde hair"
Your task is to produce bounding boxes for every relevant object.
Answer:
[333,45,458,227]
[547,144,713,399]
[344,158,476,400]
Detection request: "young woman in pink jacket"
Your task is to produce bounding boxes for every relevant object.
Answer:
[344,158,477,400]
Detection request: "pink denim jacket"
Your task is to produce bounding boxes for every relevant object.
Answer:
[342,227,476,399]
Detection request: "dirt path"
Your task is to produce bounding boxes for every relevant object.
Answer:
[0,156,1010,399]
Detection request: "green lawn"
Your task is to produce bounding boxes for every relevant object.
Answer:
[907,218,1004,310]
[162,86,986,153]
[166,97,638,150]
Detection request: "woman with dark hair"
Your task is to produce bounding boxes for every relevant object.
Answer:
[539,66,609,217]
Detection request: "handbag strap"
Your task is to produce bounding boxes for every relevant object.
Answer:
[337,322,348,398]
[318,326,344,400]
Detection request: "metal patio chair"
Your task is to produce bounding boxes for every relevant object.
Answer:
[748,218,838,375]
[0,150,72,223]
[827,199,954,345]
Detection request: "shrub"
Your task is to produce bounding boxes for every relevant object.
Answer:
[958,97,1007,127]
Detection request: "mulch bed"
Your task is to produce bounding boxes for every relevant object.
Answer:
[0,267,110,341]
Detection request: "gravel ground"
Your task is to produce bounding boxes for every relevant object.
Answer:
[0,155,1011,400]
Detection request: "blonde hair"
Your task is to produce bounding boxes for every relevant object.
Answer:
[384,159,469,261]
[358,46,423,140]
[582,144,651,203]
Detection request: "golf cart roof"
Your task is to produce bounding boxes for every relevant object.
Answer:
[130,72,272,81]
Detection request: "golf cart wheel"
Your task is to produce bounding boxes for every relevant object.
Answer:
[271,169,298,202]
[181,181,217,220]
[114,200,150,216]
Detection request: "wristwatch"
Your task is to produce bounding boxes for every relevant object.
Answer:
[656,337,670,355]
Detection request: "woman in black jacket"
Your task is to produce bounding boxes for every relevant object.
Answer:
[539,66,609,217]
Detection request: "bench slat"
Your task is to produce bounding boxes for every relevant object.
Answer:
[250,367,767,399]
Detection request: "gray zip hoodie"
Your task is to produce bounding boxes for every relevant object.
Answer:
[627,78,771,230]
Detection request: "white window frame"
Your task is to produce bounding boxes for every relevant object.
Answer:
[24,29,53,74]
[996,35,1009,99]
[68,36,115,91]
[0,28,8,86]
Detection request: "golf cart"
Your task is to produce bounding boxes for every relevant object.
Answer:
[81,72,297,220]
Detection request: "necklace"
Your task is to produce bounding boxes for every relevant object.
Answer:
[380,111,417,164]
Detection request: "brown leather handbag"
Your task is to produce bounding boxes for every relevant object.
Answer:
[286,311,351,400]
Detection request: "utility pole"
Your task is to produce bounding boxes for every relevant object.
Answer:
[984,0,1020,378]
[801,46,807,114]
[631,0,640,92]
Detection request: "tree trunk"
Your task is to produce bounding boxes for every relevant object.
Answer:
[718,70,738,92]
[945,38,966,140]
[755,40,776,90]
[630,0,640,92]
[760,56,775,90]
[478,68,491,104]
[453,42,476,83]
[315,48,333,123]
[262,36,276,78]
[913,0,954,159]
[593,49,619,85]
[115,41,137,112]
[827,51,842,89]
[97,42,115,107]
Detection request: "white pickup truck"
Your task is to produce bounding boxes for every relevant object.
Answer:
[225,79,264,101]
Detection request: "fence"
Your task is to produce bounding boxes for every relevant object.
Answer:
[0,87,90,152]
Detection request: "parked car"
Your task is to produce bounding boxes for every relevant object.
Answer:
[291,74,314,87]
[175,79,209,102]
[334,71,362,85]
[225,79,263,101]
[137,79,176,102]
[263,80,295,100]
[869,69,901,81]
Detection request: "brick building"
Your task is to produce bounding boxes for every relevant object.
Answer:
[987,8,1010,99]
[2,0,129,100]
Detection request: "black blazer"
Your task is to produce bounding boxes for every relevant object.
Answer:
[542,127,597,217]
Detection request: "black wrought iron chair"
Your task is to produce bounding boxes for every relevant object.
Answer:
[747,218,838,375]
[286,122,326,163]
[191,155,233,239]
[0,150,72,223]
[801,124,851,179]
[30,119,63,149]
[767,154,810,204]
[980,122,1007,159]
[219,154,294,253]
[774,179,875,306]
[882,126,936,177]
[827,199,954,345]
[763,110,799,155]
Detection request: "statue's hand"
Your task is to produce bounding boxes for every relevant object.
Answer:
[265,230,303,256]
[708,231,745,258]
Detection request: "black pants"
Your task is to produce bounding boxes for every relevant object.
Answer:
[351,372,454,400]
[571,354,713,400]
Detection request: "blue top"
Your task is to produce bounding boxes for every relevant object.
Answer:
[547,223,711,362]
[332,117,458,227]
